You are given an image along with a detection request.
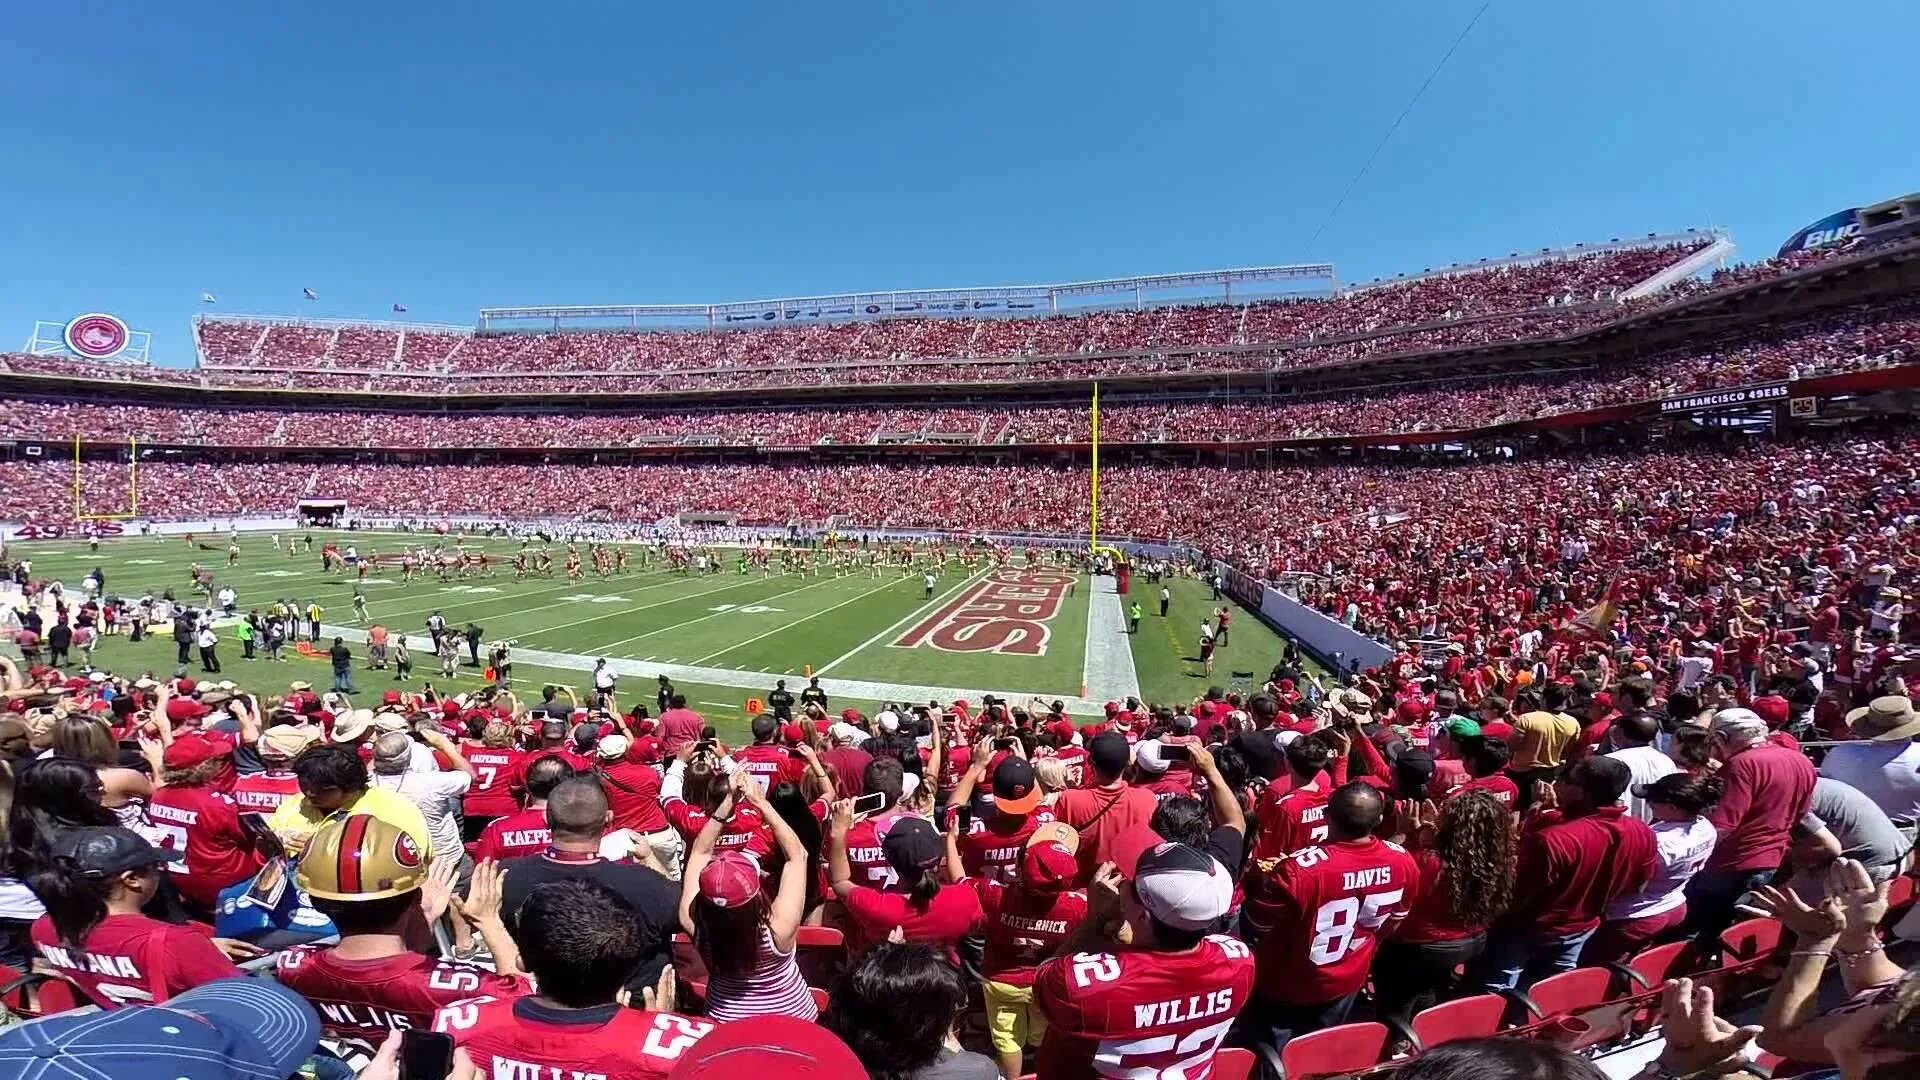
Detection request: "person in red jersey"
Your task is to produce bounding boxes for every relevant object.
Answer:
[1452,735,1519,810]
[1682,706,1817,956]
[733,713,803,793]
[459,720,528,842]
[1373,791,1515,1026]
[1239,781,1417,1048]
[229,725,317,813]
[1031,842,1254,1080]
[946,747,1056,884]
[27,827,254,1008]
[593,733,684,876]
[662,743,775,866]
[279,813,527,1043]
[836,756,910,887]
[968,822,1090,1079]
[657,693,706,756]
[470,754,573,863]
[830,806,982,960]
[146,733,267,915]
[434,878,714,1080]
[1473,755,1656,991]
[1251,734,1334,860]
[1051,732,1160,880]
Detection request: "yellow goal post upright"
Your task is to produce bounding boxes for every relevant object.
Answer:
[72,434,139,521]
[1086,382,1126,569]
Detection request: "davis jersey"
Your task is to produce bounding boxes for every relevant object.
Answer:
[1242,837,1417,1005]
[1032,936,1256,1080]
[275,946,528,1039]
[434,995,713,1080]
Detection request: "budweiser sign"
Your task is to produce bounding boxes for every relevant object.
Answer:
[894,569,1074,656]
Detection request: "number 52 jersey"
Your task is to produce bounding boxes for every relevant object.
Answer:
[275,947,529,1039]
[1032,935,1257,1080]
[435,994,715,1080]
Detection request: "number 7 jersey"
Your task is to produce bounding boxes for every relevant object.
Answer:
[1032,936,1256,1080]
[1241,836,1417,1005]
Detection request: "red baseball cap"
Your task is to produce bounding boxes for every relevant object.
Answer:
[630,736,664,764]
[780,723,805,745]
[1022,823,1080,893]
[174,678,198,694]
[667,1015,866,1079]
[1750,695,1790,730]
[839,708,862,723]
[382,691,403,707]
[162,733,229,770]
[698,852,761,910]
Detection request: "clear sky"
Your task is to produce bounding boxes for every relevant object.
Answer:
[2,1,1912,366]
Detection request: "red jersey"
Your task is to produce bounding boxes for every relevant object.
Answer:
[1252,780,1330,861]
[1396,849,1485,944]
[663,798,774,862]
[972,879,1089,987]
[471,807,553,863]
[956,809,1058,884]
[842,883,984,961]
[31,913,239,1008]
[733,743,801,793]
[276,947,528,1039]
[230,769,302,814]
[147,784,266,908]
[435,995,713,1080]
[461,746,529,818]
[1242,837,1417,1005]
[1032,937,1256,1080]
[842,811,907,888]
[597,760,669,834]
[1453,773,1519,810]
[1051,745,1090,789]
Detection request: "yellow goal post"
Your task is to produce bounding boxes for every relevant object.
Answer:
[72,434,139,521]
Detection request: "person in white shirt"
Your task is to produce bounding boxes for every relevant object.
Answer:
[1585,772,1719,965]
[1676,643,1715,693]
[1819,695,1920,826]
[593,658,618,706]
[1604,713,1680,822]
[366,729,473,866]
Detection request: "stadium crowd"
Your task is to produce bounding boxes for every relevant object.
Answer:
[1,409,1918,1078]
[2,303,1912,453]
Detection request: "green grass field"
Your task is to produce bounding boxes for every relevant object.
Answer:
[3,530,1300,740]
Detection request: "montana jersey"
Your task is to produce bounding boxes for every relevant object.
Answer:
[1242,837,1417,1004]
[31,913,240,1009]
[434,995,713,1080]
[276,947,529,1039]
[1032,936,1256,1080]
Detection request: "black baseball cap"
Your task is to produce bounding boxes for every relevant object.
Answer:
[992,758,1041,815]
[52,827,182,878]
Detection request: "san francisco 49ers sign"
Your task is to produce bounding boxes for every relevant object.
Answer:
[63,313,131,360]
[894,569,1074,656]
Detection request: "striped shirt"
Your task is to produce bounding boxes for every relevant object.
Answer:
[702,924,817,1023]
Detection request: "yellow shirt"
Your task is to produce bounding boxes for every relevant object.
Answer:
[266,786,431,858]
[1509,710,1580,770]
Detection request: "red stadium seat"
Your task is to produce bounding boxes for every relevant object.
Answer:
[1499,967,1618,1048]
[0,966,83,1018]
[1717,917,1787,995]
[795,925,848,989]
[1605,940,1703,1037]
[1276,1023,1390,1078]
[1406,993,1508,1050]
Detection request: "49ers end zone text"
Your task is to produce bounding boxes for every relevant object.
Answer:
[893,569,1074,656]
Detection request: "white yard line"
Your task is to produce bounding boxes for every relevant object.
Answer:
[1082,574,1143,702]
[686,575,909,666]
[813,567,992,677]
[586,572,857,653]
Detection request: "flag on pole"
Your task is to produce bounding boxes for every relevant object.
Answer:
[302,288,318,301]
[391,303,407,313]
[200,291,217,304]
[1567,575,1621,640]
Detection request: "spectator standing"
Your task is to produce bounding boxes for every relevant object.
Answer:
[1048,732,1159,878]
[1684,707,1816,954]
[1819,695,1920,827]
[229,726,317,813]
[432,879,714,1079]
[1507,683,1579,805]
[1605,711,1680,822]
[1374,791,1514,1026]
[1240,782,1417,1047]
[497,777,679,991]
[460,720,530,842]
[678,772,816,1022]
[1032,843,1254,1079]
[966,822,1089,1078]
[367,730,473,871]
[819,720,874,800]
[1786,776,1910,900]
[1584,772,1720,965]
[471,755,572,863]
[830,809,982,960]
[593,734,683,875]
[658,694,705,755]
[147,734,266,915]
[1475,756,1656,990]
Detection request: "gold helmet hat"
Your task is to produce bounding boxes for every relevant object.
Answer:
[295,813,429,901]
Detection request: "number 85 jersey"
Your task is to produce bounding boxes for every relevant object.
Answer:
[1032,936,1256,1080]
[1241,837,1417,1006]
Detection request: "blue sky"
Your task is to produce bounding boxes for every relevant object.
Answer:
[2,1,1912,366]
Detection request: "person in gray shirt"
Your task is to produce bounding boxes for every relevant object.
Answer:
[1788,777,1910,900]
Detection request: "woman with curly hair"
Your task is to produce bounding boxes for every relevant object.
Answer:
[1373,790,1515,1025]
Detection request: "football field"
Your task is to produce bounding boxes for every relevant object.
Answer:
[3,530,1300,737]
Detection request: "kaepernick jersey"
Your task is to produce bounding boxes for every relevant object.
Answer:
[31,913,239,1009]
[1251,785,1330,861]
[462,746,530,818]
[1242,837,1417,1005]
[230,770,303,814]
[148,784,267,908]
[842,811,907,888]
[434,995,713,1080]
[663,798,775,862]
[1032,936,1257,1080]
[955,809,1058,884]
[276,947,528,1039]
[471,807,552,863]
[973,879,1089,986]
[733,743,802,793]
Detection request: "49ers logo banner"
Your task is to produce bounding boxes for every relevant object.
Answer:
[894,570,1073,656]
